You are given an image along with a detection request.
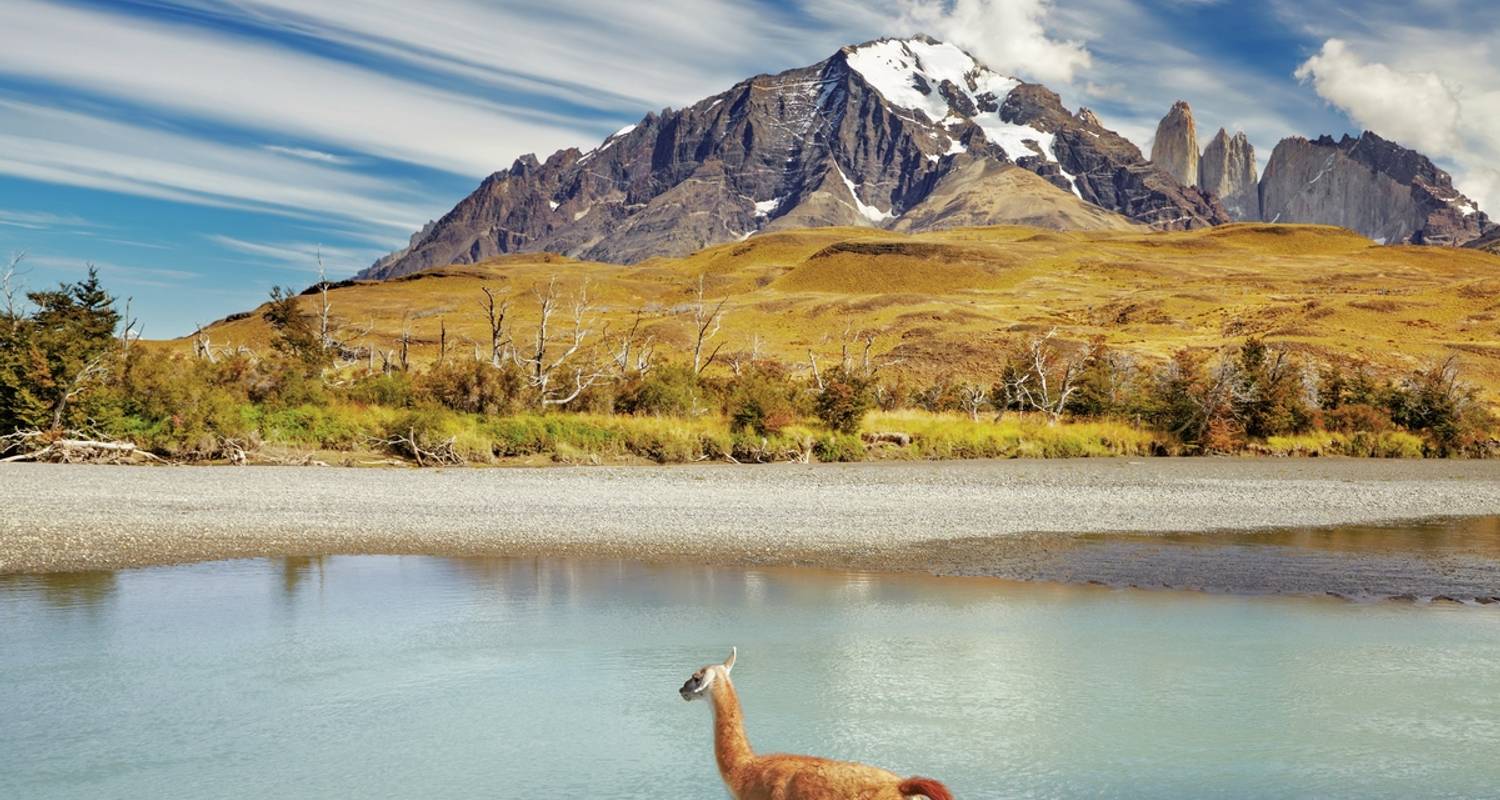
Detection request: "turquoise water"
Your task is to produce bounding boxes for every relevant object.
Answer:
[2,557,1498,799]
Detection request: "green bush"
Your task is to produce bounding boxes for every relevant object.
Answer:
[417,360,525,415]
[616,364,703,417]
[813,433,865,462]
[727,363,800,435]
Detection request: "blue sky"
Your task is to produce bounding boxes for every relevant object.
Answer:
[1,0,1495,337]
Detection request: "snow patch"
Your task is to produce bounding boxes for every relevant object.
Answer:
[847,39,1069,175]
[753,198,782,217]
[846,39,1019,126]
[833,163,894,223]
[548,200,560,211]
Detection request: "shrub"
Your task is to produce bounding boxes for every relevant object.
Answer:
[814,366,873,434]
[417,360,525,415]
[616,364,702,416]
[813,433,865,462]
[726,363,800,435]
[343,372,415,408]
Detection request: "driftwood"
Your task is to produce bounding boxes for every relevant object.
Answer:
[0,430,165,464]
[369,430,465,467]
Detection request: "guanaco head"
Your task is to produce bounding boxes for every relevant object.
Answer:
[679,647,736,701]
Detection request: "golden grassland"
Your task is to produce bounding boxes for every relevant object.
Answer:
[231,403,1167,466]
[189,223,1500,395]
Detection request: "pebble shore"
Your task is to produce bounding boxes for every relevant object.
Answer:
[6,459,1500,588]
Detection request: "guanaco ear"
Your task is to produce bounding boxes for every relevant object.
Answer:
[723,646,737,674]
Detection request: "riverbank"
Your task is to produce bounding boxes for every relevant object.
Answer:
[5,459,1500,599]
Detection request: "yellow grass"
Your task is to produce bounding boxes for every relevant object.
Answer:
[184,222,1500,397]
[864,410,1161,459]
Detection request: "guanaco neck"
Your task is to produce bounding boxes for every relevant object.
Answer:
[709,673,754,778]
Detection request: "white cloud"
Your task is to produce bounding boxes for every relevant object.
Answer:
[1294,39,1461,156]
[896,0,1091,84]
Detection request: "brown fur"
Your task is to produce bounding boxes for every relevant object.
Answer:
[702,667,951,799]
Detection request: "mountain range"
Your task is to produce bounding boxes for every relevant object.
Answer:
[360,36,1494,280]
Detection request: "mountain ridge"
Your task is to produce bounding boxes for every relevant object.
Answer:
[359,36,1222,281]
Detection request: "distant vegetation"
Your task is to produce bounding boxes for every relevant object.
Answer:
[1,255,1494,466]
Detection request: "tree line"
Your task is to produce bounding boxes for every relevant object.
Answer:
[1,258,1493,464]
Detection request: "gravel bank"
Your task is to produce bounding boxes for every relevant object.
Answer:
[6,459,1500,591]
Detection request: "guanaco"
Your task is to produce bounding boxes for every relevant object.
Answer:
[679,648,953,800]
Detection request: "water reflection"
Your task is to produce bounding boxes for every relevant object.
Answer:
[278,555,327,598]
[0,570,117,612]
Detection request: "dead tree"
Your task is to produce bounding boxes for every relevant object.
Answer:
[479,285,512,366]
[958,383,989,421]
[398,315,412,371]
[612,309,656,375]
[515,276,608,406]
[2,251,26,329]
[1007,329,1081,423]
[689,274,728,376]
[192,323,214,362]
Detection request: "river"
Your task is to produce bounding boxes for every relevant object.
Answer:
[3,555,1497,798]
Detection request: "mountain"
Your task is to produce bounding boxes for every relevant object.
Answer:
[1150,100,1198,187]
[1199,128,1259,221]
[1259,132,1492,245]
[359,36,1221,280]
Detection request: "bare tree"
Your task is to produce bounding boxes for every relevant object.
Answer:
[611,309,656,375]
[436,318,448,365]
[689,274,728,376]
[515,276,608,406]
[478,285,512,366]
[807,349,824,390]
[315,247,333,353]
[398,314,412,372]
[958,383,989,421]
[1007,329,1081,423]
[2,251,26,328]
[192,323,215,362]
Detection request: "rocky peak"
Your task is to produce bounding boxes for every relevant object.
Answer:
[1151,100,1199,187]
[1260,132,1492,245]
[1199,127,1259,221]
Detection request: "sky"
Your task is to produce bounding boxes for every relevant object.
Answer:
[1,0,1496,337]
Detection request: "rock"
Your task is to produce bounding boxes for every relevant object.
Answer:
[1463,226,1500,255]
[1002,87,1229,230]
[1199,128,1260,221]
[1150,100,1199,187]
[1259,132,1494,245]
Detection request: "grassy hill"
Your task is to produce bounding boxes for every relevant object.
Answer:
[195,223,1500,393]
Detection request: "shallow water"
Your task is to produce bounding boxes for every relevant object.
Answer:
[2,557,1498,799]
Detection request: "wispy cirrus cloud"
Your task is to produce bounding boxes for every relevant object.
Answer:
[0,209,96,231]
[0,0,593,177]
[207,235,381,274]
[0,98,438,233]
[261,146,357,166]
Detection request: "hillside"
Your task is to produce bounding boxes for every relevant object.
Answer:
[199,223,1500,394]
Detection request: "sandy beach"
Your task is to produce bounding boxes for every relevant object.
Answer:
[5,459,1500,599]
